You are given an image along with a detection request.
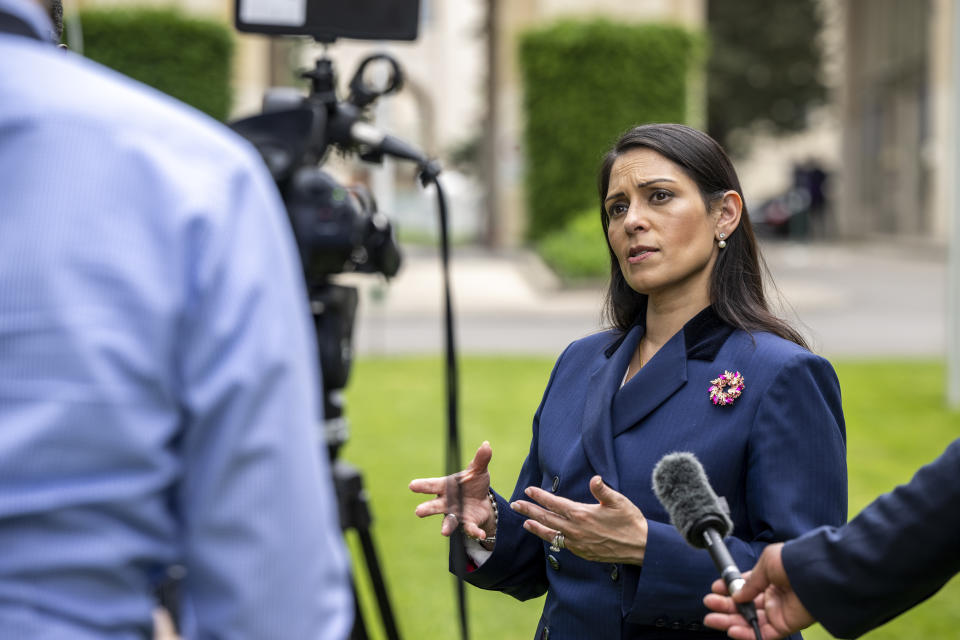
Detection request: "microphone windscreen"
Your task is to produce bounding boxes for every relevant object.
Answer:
[652,452,733,548]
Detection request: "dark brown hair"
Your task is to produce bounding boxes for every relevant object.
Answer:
[597,123,807,348]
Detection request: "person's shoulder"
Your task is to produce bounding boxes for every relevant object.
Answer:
[4,41,255,169]
[559,328,622,362]
[730,329,836,382]
[726,328,805,357]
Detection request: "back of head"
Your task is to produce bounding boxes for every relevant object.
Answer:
[45,0,63,41]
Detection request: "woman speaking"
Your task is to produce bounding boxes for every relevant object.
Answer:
[409,124,847,639]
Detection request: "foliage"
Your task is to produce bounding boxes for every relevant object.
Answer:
[518,20,703,241]
[66,8,234,121]
[344,356,960,639]
[706,0,826,151]
[536,207,610,281]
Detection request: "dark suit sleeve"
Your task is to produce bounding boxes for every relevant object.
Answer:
[449,346,573,601]
[624,352,847,626]
[782,437,960,639]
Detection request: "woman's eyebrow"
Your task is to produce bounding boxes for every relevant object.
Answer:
[636,177,676,188]
[604,178,677,204]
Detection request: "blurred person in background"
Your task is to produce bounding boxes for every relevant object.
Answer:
[410,124,847,639]
[0,0,352,637]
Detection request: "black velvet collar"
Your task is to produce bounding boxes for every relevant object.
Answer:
[603,305,734,361]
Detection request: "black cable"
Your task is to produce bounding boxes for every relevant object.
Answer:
[751,618,762,640]
[421,169,468,640]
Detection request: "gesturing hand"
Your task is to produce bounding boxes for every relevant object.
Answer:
[510,475,648,565]
[409,441,496,541]
[702,543,815,640]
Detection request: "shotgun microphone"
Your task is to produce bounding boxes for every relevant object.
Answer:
[652,452,761,638]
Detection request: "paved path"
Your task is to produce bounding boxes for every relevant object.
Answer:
[339,240,946,358]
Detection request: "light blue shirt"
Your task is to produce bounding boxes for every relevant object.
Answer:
[0,2,352,637]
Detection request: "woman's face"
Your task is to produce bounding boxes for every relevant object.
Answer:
[604,147,720,303]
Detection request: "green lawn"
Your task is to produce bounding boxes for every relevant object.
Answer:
[341,357,960,639]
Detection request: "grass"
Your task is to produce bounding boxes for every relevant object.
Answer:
[341,357,960,639]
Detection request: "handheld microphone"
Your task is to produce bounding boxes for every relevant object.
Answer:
[652,452,761,637]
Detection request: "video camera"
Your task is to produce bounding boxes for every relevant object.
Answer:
[227,6,462,639]
[230,0,433,284]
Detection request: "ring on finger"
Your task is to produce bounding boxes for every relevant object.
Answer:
[550,531,565,552]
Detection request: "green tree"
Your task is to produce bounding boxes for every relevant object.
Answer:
[519,20,702,241]
[68,8,234,121]
[706,0,826,151]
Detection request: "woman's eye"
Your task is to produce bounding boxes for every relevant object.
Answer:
[608,202,628,217]
[651,190,672,203]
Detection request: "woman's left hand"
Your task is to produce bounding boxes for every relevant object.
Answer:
[510,475,648,565]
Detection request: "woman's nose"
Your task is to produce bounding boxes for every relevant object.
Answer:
[623,204,647,233]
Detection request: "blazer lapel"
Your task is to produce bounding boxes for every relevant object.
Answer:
[578,306,734,490]
[579,325,640,491]
[611,329,688,436]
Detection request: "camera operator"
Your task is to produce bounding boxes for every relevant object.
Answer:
[0,1,351,638]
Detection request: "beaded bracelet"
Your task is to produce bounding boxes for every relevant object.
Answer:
[480,489,498,549]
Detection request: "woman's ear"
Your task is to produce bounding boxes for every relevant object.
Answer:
[715,190,742,240]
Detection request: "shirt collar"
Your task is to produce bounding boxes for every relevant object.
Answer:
[0,0,56,43]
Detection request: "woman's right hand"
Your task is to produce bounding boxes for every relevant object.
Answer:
[409,441,495,540]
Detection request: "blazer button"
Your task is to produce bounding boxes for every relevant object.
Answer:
[551,475,560,492]
[670,621,682,630]
[686,622,701,631]
[654,617,666,627]
[609,564,619,581]
[540,626,550,640]
[547,555,560,570]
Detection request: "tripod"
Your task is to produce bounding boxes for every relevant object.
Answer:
[311,282,401,640]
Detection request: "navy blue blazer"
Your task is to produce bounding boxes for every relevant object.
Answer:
[782,437,960,639]
[461,307,847,639]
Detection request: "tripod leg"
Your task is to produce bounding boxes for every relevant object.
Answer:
[355,527,401,640]
[349,576,370,640]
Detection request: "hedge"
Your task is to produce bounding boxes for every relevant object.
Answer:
[66,8,234,121]
[537,207,610,282]
[519,20,703,240]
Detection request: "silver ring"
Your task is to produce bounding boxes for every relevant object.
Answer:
[550,531,565,552]
[445,513,458,522]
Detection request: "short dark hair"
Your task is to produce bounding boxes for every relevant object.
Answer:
[597,123,807,348]
[45,0,64,40]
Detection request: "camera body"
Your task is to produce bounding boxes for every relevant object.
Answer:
[230,55,408,283]
[286,165,400,282]
[230,1,427,284]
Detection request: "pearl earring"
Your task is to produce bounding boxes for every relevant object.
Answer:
[718,232,727,249]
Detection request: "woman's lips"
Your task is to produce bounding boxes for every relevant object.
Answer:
[627,248,658,263]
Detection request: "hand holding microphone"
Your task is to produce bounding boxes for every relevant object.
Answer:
[652,452,763,640]
[703,543,816,640]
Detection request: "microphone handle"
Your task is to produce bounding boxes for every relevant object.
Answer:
[702,528,759,626]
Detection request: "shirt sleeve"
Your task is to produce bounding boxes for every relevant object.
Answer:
[463,534,494,566]
[174,147,352,639]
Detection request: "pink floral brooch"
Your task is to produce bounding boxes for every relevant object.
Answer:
[709,370,745,406]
